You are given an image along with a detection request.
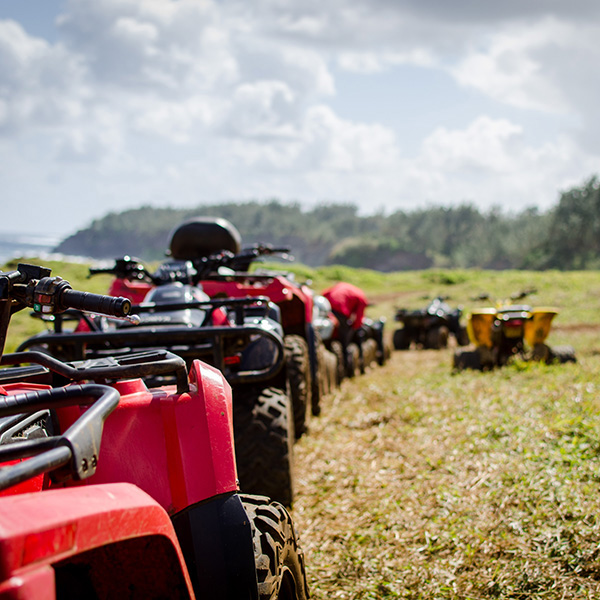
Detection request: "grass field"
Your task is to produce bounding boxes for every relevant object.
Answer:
[3,258,600,598]
[290,269,600,599]
[294,347,600,599]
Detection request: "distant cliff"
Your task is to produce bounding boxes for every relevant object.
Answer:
[55,201,379,267]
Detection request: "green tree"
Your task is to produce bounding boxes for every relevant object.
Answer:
[537,177,600,269]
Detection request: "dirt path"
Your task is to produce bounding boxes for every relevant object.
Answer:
[291,350,445,598]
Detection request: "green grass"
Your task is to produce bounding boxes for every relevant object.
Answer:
[5,258,599,351]
[273,262,600,327]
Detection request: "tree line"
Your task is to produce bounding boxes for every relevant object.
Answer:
[54,176,600,271]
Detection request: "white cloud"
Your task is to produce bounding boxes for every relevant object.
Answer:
[57,0,237,91]
[302,106,400,171]
[130,96,217,142]
[420,116,525,172]
[3,0,600,235]
[337,49,434,73]
[0,20,86,133]
[225,81,297,140]
[451,18,572,113]
[223,104,400,174]
[405,116,594,211]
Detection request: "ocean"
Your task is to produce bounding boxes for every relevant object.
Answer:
[0,231,64,265]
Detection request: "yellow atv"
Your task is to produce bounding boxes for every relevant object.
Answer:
[453,290,576,370]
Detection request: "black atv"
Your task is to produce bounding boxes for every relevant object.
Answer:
[393,296,469,350]
[19,256,297,507]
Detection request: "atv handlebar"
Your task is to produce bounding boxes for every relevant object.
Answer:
[99,244,295,288]
[253,245,291,255]
[89,256,152,282]
[228,245,292,272]
[88,267,117,276]
[0,383,120,490]
[0,264,131,358]
[3,264,130,318]
[472,289,538,303]
[12,276,131,318]
[60,288,131,317]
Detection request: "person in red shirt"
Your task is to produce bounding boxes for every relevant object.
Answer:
[322,282,368,330]
[322,282,370,376]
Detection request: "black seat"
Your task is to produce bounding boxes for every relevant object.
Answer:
[168,217,242,260]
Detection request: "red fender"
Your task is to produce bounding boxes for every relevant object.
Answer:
[0,483,194,599]
[56,361,238,514]
[108,278,152,304]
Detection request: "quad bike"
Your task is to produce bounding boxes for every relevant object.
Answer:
[0,262,309,599]
[453,290,576,370]
[320,281,389,379]
[393,296,469,350]
[20,256,296,507]
[167,217,332,433]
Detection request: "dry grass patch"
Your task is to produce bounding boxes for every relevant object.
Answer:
[293,348,600,599]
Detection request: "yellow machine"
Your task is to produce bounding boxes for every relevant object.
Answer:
[455,292,575,370]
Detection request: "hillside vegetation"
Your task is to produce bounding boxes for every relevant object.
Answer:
[54,176,600,271]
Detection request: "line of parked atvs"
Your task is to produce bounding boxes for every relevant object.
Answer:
[392,291,576,369]
[0,217,391,599]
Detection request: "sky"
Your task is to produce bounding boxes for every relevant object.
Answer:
[1,0,600,237]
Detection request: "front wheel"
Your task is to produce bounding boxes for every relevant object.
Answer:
[453,349,482,371]
[326,349,338,391]
[547,345,577,364]
[347,342,362,377]
[241,495,309,600]
[393,329,410,350]
[284,335,311,438]
[455,325,470,347]
[233,387,295,507]
[316,342,330,398]
[425,326,449,349]
[330,340,345,385]
[361,338,378,369]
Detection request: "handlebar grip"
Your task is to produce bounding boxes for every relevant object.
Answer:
[88,268,113,276]
[60,289,131,317]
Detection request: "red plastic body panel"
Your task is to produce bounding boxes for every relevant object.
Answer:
[0,461,44,497]
[109,278,152,304]
[108,277,230,325]
[202,275,314,334]
[0,383,50,395]
[55,360,238,514]
[0,483,194,599]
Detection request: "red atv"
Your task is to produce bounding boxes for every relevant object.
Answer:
[0,262,309,599]
[321,283,388,379]
[19,257,295,507]
[168,217,333,435]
